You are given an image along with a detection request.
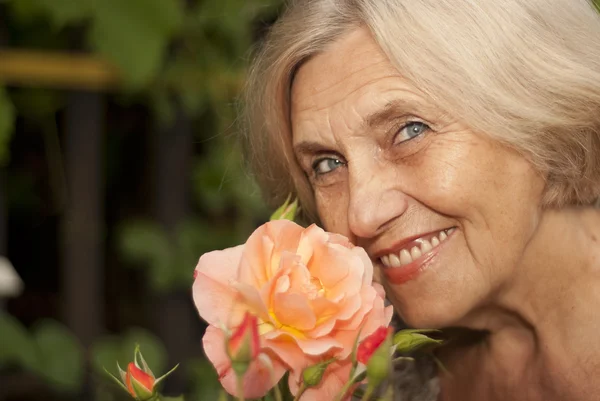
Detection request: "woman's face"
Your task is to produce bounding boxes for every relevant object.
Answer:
[290,28,546,328]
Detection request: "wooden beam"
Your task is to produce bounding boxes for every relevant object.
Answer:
[0,50,120,91]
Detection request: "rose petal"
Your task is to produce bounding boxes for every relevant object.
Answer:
[238,235,274,288]
[265,330,344,356]
[296,224,328,265]
[274,275,290,294]
[318,244,371,299]
[305,298,343,338]
[273,292,316,331]
[260,259,293,314]
[265,220,305,276]
[262,338,306,371]
[231,281,270,322]
[203,326,286,399]
[335,287,377,331]
[334,295,393,359]
[193,246,244,327]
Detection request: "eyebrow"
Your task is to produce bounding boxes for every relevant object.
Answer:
[363,98,421,130]
[293,140,330,158]
[293,98,427,157]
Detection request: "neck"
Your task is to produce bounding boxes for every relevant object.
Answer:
[458,207,600,340]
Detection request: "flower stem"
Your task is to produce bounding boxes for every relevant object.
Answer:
[272,381,283,401]
[293,383,307,401]
[333,379,356,401]
[236,375,245,401]
[359,384,375,401]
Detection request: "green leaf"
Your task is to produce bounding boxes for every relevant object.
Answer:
[11,88,65,119]
[89,0,184,89]
[269,195,299,221]
[6,0,46,24]
[32,319,84,392]
[0,86,15,167]
[161,397,185,401]
[34,0,92,28]
[91,336,121,378]
[392,329,443,354]
[188,358,223,401]
[0,313,39,371]
[118,219,174,291]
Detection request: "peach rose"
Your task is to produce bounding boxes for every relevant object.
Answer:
[193,220,393,400]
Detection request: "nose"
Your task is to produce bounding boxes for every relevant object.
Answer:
[347,163,409,239]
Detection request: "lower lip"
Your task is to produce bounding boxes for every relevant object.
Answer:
[380,231,453,285]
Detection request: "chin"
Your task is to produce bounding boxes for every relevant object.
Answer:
[385,282,478,329]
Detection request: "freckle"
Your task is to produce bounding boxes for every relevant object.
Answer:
[592,235,597,242]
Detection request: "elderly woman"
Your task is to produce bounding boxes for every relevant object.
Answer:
[242,0,600,400]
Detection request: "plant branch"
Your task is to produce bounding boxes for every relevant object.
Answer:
[293,383,307,401]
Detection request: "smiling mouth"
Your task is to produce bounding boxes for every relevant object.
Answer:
[379,227,455,268]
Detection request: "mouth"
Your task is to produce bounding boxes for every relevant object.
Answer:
[376,227,456,285]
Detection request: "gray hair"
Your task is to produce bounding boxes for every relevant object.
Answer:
[242,0,600,221]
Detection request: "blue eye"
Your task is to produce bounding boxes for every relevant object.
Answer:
[312,157,344,175]
[395,121,429,144]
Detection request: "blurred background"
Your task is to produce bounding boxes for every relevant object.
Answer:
[0,0,281,400]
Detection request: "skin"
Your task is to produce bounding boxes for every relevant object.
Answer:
[290,27,600,401]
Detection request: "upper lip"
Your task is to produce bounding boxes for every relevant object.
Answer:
[369,227,454,259]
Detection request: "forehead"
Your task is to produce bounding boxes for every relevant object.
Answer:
[291,28,427,141]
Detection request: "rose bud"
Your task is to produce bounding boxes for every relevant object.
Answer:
[357,326,393,389]
[104,345,178,401]
[226,312,260,376]
[125,362,155,400]
[357,326,392,365]
[302,358,336,388]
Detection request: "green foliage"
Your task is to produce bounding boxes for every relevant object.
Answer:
[0,315,84,393]
[90,0,184,89]
[118,218,245,292]
[187,358,223,401]
[393,329,443,354]
[5,0,47,24]
[192,141,266,217]
[0,86,16,166]
[0,313,39,372]
[31,319,85,392]
[31,0,92,29]
[91,327,168,379]
[270,195,299,221]
[11,87,65,119]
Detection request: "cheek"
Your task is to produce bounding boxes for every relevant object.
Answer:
[315,189,350,236]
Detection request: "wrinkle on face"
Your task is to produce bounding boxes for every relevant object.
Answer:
[289,27,545,328]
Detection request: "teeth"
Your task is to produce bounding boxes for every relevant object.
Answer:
[379,228,456,268]
[381,255,390,267]
[410,246,422,260]
[399,249,412,265]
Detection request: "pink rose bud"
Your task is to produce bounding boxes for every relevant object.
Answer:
[357,327,392,365]
[126,362,155,400]
[227,312,260,376]
[358,327,393,389]
[104,345,179,401]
